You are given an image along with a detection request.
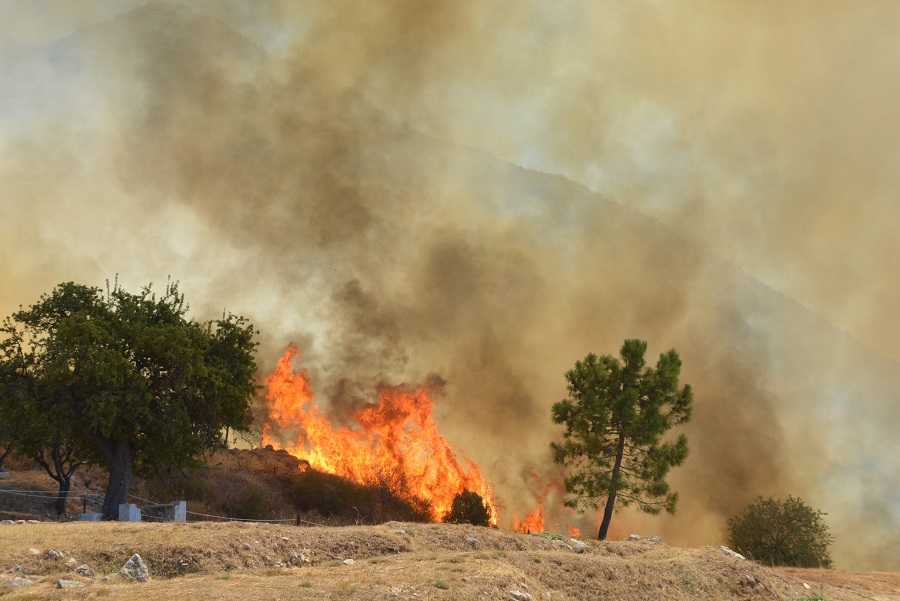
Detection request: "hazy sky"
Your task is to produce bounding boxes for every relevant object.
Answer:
[2,1,898,570]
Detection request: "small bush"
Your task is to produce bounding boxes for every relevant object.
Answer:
[442,490,492,526]
[727,496,833,568]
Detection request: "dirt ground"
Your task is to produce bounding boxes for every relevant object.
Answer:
[0,520,897,601]
[1,464,897,601]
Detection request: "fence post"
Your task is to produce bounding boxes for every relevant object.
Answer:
[118,503,141,522]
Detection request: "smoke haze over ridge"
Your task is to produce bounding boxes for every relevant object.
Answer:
[1,1,898,570]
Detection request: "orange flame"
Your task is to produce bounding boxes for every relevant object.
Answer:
[567,524,581,538]
[262,345,498,524]
[512,504,544,534]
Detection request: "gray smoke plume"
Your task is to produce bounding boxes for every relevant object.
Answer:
[1,1,898,570]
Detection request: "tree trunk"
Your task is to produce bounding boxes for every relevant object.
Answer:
[34,442,82,515]
[101,442,134,520]
[597,432,627,540]
[54,478,71,515]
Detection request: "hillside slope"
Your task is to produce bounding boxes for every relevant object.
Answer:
[1,520,898,601]
[2,2,899,570]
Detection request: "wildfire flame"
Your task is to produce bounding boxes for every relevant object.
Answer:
[262,345,498,524]
[512,473,583,536]
[512,504,544,534]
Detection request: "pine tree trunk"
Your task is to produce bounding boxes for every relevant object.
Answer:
[597,432,627,540]
[101,443,134,520]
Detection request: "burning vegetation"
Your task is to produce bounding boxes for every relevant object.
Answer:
[262,345,499,526]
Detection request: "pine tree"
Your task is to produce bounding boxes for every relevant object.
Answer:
[551,339,693,540]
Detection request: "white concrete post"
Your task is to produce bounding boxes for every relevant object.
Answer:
[118,503,141,522]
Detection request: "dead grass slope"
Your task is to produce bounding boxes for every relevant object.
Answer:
[1,521,897,601]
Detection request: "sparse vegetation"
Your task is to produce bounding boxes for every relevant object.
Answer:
[434,579,451,589]
[0,513,893,601]
[728,495,833,568]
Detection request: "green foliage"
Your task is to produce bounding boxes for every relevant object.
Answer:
[551,339,693,539]
[434,580,451,590]
[728,496,833,568]
[442,490,492,527]
[0,280,259,518]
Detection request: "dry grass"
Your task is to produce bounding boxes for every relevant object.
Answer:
[0,521,897,601]
[2,464,898,600]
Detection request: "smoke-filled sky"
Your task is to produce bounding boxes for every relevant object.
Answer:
[2,1,899,570]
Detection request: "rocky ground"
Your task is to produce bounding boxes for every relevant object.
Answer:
[1,463,898,600]
[0,520,898,601]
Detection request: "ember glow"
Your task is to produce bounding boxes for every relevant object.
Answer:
[262,345,498,524]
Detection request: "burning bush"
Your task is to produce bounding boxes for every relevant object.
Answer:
[292,467,434,524]
[442,490,493,527]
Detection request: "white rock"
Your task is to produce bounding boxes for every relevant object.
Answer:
[7,577,32,587]
[46,549,64,560]
[716,546,746,560]
[57,579,85,589]
[27,548,40,556]
[119,554,150,583]
[628,534,641,541]
[342,559,355,566]
[569,538,587,553]
[510,590,533,601]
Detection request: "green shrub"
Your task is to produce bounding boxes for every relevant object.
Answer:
[442,490,492,527]
[727,496,833,568]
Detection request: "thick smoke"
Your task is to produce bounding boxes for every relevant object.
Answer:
[1,1,899,570]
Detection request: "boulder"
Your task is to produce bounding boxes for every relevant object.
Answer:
[119,554,150,582]
[6,577,32,587]
[75,565,94,578]
[46,549,64,560]
[57,579,85,589]
[510,590,533,601]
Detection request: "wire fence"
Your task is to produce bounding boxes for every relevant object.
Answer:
[0,488,322,526]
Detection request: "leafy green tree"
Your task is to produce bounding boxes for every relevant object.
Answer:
[551,339,693,540]
[442,490,492,527]
[728,496,833,568]
[1,361,90,514]
[0,280,258,519]
[0,421,12,470]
